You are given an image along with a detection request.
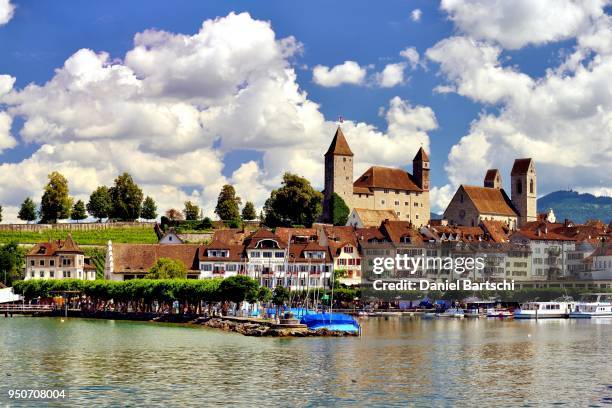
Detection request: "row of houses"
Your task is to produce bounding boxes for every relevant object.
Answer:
[23,215,612,290]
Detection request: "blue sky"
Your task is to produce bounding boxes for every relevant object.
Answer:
[0,0,610,220]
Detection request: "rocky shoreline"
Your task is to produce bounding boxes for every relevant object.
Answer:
[198,316,358,337]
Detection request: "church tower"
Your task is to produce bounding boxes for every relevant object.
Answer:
[511,158,537,227]
[412,147,430,191]
[323,127,353,222]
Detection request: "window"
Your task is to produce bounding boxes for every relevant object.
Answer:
[395,190,400,195]
[202,264,212,271]
[384,189,389,194]
[263,252,272,258]
[50,271,54,278]
[343,246,353,253]
[39,260,45,266]
[227,264,237,271]
[275,252,284,258]
[30,260,35,266]
[62,258,70,266]
[251,251,260,258]
[405,202,409,206]
[395,201,399,205]
[460,194,464,203]
[169,236,173,241]
[396,212,400,216]
[414,202,419,207]
[415,215,419,219]
[517,180,523,195]
[529,179,534,194]
[381,200,385,205]
[39,271,44,278]
[30,271,35,277]
[50,260,55,267]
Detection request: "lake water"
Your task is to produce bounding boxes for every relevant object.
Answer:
[1,316,611,407]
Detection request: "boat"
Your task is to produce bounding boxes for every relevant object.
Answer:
[569,293,612,318]
[514,301,574,319]
[300,313,361,333]
[436,307,464,318]
[464,308,481,318]
[486,308,514,318]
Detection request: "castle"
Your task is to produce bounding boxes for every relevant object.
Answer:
[443,158,537,229]
[322,127,430,227]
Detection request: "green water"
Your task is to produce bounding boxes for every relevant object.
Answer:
[1,316,611,406]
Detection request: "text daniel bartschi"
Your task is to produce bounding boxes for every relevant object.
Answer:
[373,279,516,291]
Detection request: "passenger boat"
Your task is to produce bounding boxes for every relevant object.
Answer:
[436,308,464,318]
[569,293,612,318]
[486,308,514,318]
[464,308,481,318]
[514,301,574,319]
[300,313,361,333]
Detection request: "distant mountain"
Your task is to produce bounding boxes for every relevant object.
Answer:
[538,190,612,224]
[430,212,442,220]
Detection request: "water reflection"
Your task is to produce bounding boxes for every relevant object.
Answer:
[1,317,611,406]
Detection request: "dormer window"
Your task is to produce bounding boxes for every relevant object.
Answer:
[400,236,411,244]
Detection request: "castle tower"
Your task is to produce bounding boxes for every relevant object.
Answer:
[511,158,537,226]
[484,169,502,189]
[323,127,354,222]
[412,147,430,191]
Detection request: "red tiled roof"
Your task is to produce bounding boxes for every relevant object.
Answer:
[481,219,510,243]
[353,166,422,192]
[381,220,424,244]
[27,235,83,256]
[325,127,353,156]
[462,185,518,217]
[245,229,286,249]
[111,244,201,272]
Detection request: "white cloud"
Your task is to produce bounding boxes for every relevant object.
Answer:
[428,30,612,196]
[430,184,454,214]
[440,0,608,49]
[0,112,17,153]
[399,46,422,70]
[374,62,406,88]
[0,0,14,25]
[312,60,367,87]
[411,9,422,22]
[0,12,440,222]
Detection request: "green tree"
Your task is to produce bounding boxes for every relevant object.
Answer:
[141,196,158,220]
[272,285,290,307]
[40,171,72,223]
[219,275,259,306]
[147,258,187,279]
[18,198,37,223]
[257,286,272,303]
[183,200,200,221]
[87,186,112,222]
[109,173,143,221]
[215,184,241,221]
[241,201,257,220]
[263,173,323,227]
[200,217,213,229]
[0,205,3,223]
[330,192,350,226]
[0,242,26,286]
[71,200,87,222]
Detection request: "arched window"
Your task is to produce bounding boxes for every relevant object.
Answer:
[517,180,522,195]
[529,179,534,194]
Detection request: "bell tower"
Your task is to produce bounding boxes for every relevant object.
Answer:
[323,127,354,222]
[511,158,537,226]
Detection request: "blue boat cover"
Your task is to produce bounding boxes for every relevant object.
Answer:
[300,313,360,331]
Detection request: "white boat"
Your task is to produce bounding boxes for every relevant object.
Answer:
[486,308,514,318]
[436,308,464,318]
[569,293,612,319]
[514,301,574,319]
[464,308,481,318]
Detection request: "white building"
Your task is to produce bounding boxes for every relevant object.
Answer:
[25,235,96,281]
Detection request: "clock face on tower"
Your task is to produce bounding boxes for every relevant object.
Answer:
[423,162,429,169]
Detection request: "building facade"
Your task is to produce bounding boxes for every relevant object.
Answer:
[25,235,96,281]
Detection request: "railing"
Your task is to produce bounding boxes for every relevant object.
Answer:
[0,304,54,312]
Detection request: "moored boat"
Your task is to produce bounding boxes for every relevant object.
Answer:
[569,293,612,318]
[436,308,464,318]
[514,301,574,319]
[300,313,361,333]
[486,308,514,318]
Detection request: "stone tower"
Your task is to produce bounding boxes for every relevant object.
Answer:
[323,127,354,222]
[484,169,502,189]
[511,158,537,226]
[412,147,430,191]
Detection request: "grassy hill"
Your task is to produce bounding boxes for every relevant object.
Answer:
[0,227,158,245]
[538,190,612,224]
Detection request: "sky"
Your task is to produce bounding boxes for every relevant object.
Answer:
[0,0,611,222]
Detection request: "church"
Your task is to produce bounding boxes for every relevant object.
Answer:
[443,159,537,229]
[322,127,430,227]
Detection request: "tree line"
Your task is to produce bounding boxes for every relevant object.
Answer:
[10,169,350,228]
